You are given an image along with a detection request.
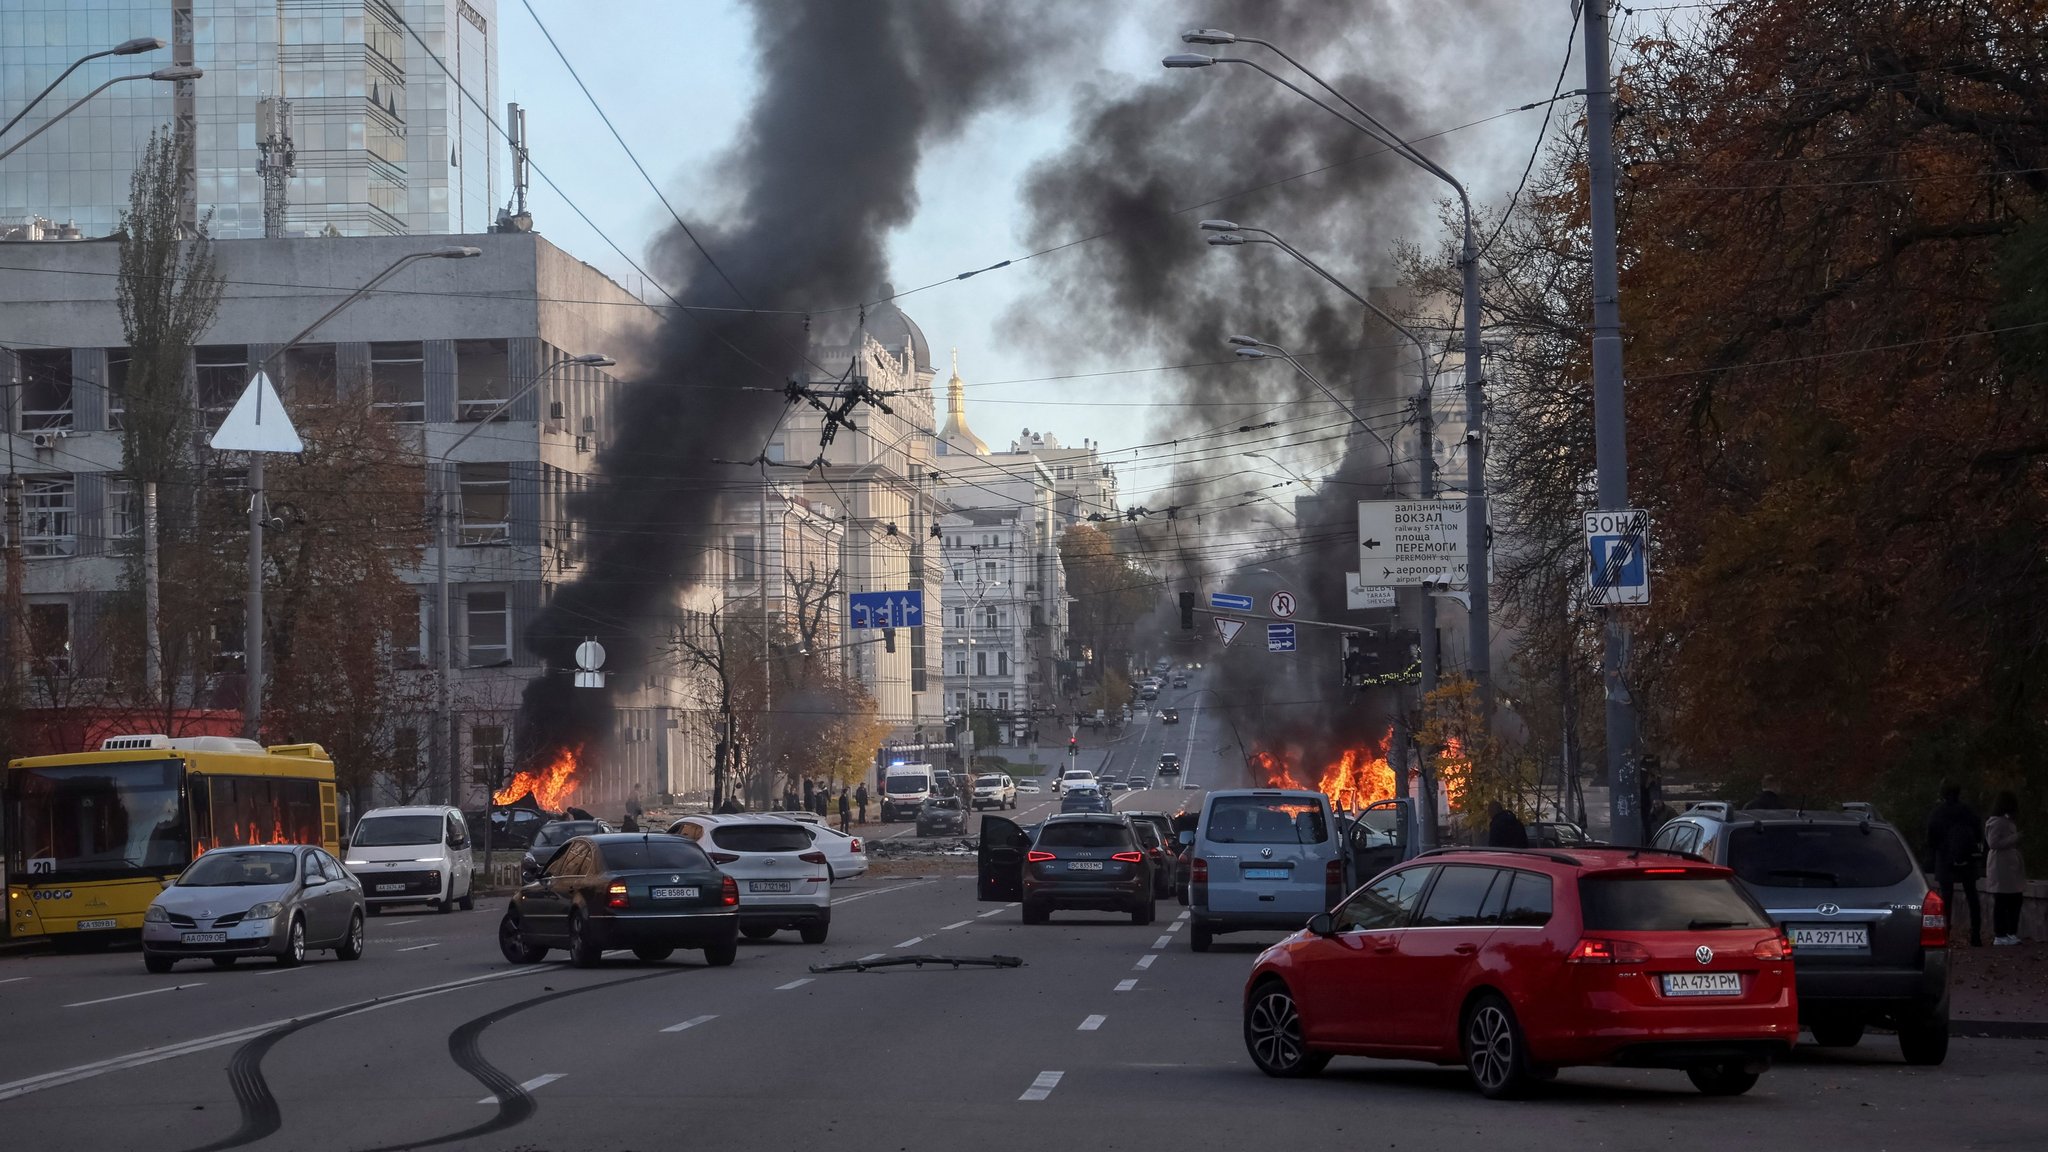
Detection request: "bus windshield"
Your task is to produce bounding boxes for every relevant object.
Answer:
[6,759,187,881]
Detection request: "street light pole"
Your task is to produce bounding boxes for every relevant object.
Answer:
[0,66,203,163]
[0,36,163,143]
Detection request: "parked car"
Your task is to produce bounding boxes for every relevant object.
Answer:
[972,773,1018,810]
[667,816,832,943]
[978,814,1155,924]
[521,820,613,884]
[1124,812,1178,900]
[344,805,475,915]
[1241,847,1797,1097]
[1529,820,1591,849]
[1649,801,1950,1063]
[143,845,365,971]
[475,806,548,849]
[785,820,867,881]
[1185,789,1343,953]
[763,809,826,825]
[498,833,739,967]
[1160,708,1180,724]
[917,795,969,837]
[1017,780,1043,795]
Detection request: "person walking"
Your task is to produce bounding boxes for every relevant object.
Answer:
[1984,791,2025,946]
[801,777,814,813]
[838,788,852,834]
[624,787,644,831]
[1928,781,1984,946]
[1486,801,1529,849]
[855,782,869,825]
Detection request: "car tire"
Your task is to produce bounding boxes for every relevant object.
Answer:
[1809,1019,1865,1047]
[567,911,602,968]
[365,903,381,917]
[1022,902,1049,925]
[144,953,175,974]
[799,920,830,945]
[211,956,237,969]
[1686,1063,1761,1096]
[276,916,307,968]
[1897,998,1950,1066]
[335,912,365,961]
[703,935,738,967]
[458,884,475,912]
[498,912,546,964]
[740,924,778,941]
[436,895,454,915]
[1191,923,1213,953]
[1243,979,1330,1078]
[1131,899,1155,925]
[1462,993,1535,1099]
[632,946,674,963]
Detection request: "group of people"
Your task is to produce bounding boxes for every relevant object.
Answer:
[1928,783,2028,947]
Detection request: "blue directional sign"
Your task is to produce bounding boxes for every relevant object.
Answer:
[1267,623,1297,653]
[1583,509,1650,606]
[1210,592,1254,611]
[849,589,924,629]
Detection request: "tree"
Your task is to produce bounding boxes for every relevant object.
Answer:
[1059,523,1157,682]
[115,127,222,705]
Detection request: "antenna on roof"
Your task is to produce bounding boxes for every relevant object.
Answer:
[496,102,533,233]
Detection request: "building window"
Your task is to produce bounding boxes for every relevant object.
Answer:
[951,564,964,583]
[998,691,1010,712]
[765,440,786,464]
[471,724,507,781]
[910,625,926,692]
[951,606,966,629]
[953,656,966,675]
[283,344,338,407]
[17,350,72,431]
[22,475,76,557]
[733,534,757,581]
[370,341,425,423]
[998,652,1010,676]
[954,692,967,712]
[458,462,511,544]
[975,691,989,709]
[394,726,420,780]
[456,339,511,421]
[195,345,247,428]
[979,606,998,629]
[466,590,510,666]
[27,602,70,676]
[983,560,998,583]
[976,651,987,677]
[105,348,130,430]
[106,477,141,550]
[392,596,425,669]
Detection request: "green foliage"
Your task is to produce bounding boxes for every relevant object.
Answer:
[115,127,221,484]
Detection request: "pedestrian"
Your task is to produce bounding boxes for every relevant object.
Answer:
[838,788,851,834]
[620,811,640,833]
[1984,791,2024,946]
[1486,801,1529,849]
[801,777,814,812]
[625,787,644,827]
[1745,775,1784,810]
[1927,781,1984,946]
[855,782,869,824]
[814,783,829,818]
[717,794,743,814]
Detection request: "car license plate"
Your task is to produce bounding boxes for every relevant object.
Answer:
[750,881,792,893]
[377,883,406,892]
[1066,860,1104,871]
[1243,867,1290,880]
[1661,972,1743,997]
[650,887,699,900]
[1791,925,1867,948]
[181,931,228,944]
[77,918,119,931]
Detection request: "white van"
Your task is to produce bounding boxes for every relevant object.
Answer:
[881,763,937,822]
[344,805,476,914]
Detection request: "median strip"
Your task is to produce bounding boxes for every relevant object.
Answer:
[1018,1071,1064,1101]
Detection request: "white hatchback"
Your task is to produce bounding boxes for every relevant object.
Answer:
[791,820,868,881]
[668,816,832,943]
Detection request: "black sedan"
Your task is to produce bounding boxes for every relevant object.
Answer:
[519,819,612,883]
[916,795,968,837]
[500,834,739,967]
[1020,814,1155,925]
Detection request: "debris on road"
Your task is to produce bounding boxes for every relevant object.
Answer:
[810,954,1023,973]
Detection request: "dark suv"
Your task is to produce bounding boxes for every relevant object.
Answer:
[1650,802,1949,1064]
[983,814,1156,925]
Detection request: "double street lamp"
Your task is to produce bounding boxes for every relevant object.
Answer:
[0,63,204,164]
[0,36,164,142]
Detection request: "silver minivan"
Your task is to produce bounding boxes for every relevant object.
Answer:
[1185,789,1340,952]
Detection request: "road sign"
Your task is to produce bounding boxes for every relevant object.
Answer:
[849,589,924,629]
[1269,590,1297,619]
[1209,592,1253,611]
[1344,575,1397,610]
[209,371,303,453]
[1214,617,1245,647]
[1357,498,1468,586]
[574,639,607,689]
[1585,508,1651,605]
[1267,623,1297,653]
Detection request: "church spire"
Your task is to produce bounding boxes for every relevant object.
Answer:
[938,346,988,456]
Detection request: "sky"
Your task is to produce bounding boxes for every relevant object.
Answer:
[496,0,1586,503]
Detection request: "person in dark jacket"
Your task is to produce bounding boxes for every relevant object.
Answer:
[855,783,869,824]
[1745,775,1784,810]
[801,778,814,812]
[838,789,851,833]
[1927,782,1983,947]
[1486,801,1530,849]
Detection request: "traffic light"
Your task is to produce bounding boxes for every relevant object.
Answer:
[1179,590,1195,630]
[1068,737,1078,754]
[883,627,896,653]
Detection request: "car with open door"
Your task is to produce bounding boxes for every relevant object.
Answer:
[980,814,1155,925]
[1340,797,1434,891]
[978,814,1035,903]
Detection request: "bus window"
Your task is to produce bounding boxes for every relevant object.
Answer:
[5,759,185,880]
[204,776,324,851]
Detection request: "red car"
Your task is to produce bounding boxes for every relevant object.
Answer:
[1242,847,1797,1097]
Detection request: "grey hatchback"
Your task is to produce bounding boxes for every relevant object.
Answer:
[1651,802,1949,1064]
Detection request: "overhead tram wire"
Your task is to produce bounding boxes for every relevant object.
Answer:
[1481,4,1583,258]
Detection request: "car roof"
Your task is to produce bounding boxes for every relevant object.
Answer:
[359,805,454,818]
[1413,846,1735,878]
[1044,812,1126,824]
[1714,808,1895,827]
[1207,788,1324,802]
[582,832,690,844]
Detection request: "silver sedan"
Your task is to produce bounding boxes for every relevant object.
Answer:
[142,845,366,971]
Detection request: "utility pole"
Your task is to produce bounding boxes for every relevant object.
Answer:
[4,472,23,686]
[1459,188,1490,726]
[244,453,265,739]
[435,468,452,804]
[1584,0,1640,845]
[758,457,772,804]
[1414,357,1441,839]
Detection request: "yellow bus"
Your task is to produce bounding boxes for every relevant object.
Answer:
[4,735,340,944]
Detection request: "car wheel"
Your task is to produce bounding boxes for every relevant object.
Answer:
[740,924,778,941]
[632,946,674,963]
[703,934,738,967]
[1898,998,1950,1066]
[211,956,237,970]
[276,916,307,968]
[458,883,475,912]
[1463,993,1535,1099]
[365,903,381,917]
[1809,1019,1865,1047]
[1244,979,1329,1078]
[1686,1063,1761,1096]
[498,912,546,964]
[436,895,454,915]
[1131,898,1155,925]
[1022,902,1049,925]
[335,912,365,961]
[1191,924,1213,952]
[799,920,830,945]
[567,911,602,968]
[144,953,175,974]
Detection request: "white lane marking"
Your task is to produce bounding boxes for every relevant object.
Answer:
[0,977,30,985]
[479,1073,563,1103]
[1078,1015,1106,1031]
[380,919,420,927]
[1166,920,1184,932]
[1006,902,1021,909]
[1018,1070,1064,1101]
[397,943,440,953]
[977,908,1006,918]
[1176,911,1191,921]
[776,978,813,991]
[858,953,887,962]
[1134,954,1156,971]
[1152,935,1173,950]
[252,965,310,977]
[64,983,205,1008]
[831,880,931,906]
[660,1014,718,1034]
[942,920,971,930]
[5,967,539,1102]
[1115,979,1138,992]
[894,937,924,949]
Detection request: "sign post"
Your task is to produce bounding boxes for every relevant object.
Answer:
[849,589,925,629]
[1343,574,1397,610]
[1357,498,1469,586]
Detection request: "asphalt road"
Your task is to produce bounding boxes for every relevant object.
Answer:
[4,676,2039,1151]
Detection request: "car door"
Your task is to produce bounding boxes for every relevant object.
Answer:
[445,812,473,897]
[1292,865,1435,1048]
[296,849,341,942]
[1390,866,1505,1052]
[317,850,360,936]
[978,816,1029,902]
[525,840,584,942]
[1345,799,1413,890]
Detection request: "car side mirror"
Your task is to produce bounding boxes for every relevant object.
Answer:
[1176,831,1194,847]
[1307,912,1335,938]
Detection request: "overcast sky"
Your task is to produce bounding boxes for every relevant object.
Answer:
[499,1,1585,500]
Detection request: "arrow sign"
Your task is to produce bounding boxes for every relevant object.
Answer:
[849,589,923,629]
[209,371,302,453]
[1214,617,1244,647]
[1361,537,1381,550]
[1209,592,1253,611]
[1267,623,1297,652]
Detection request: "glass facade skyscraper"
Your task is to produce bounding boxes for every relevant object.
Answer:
[0,0,497,238]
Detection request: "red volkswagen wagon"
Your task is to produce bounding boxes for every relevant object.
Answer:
[1242,847,1798,1097]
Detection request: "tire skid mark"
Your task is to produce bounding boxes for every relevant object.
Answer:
[172,1001,369,1152]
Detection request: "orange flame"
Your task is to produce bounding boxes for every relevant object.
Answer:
[1437,735,1469,812]
[1249,732,1398,813]
[494,745,582,811]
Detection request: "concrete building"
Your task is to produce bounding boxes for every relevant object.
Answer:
[0,0,499,238]
[1008,428,1119,527]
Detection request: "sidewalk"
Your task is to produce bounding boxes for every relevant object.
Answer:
[1948,938,2048,1035]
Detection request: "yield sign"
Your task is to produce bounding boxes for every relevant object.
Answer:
[1214,617,1245,647]
[209,371,302,453]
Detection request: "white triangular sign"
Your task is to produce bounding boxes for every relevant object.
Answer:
[1214,617,1244,647]
[209,370,302,453]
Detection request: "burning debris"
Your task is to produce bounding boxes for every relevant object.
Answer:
[1250,736,1398,814]
[494,745,583,813]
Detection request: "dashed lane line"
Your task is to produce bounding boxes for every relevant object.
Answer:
[894,937,924,949]
[942,920,972,930]
[1152,935,1173,949]
[660,1015,718,1033]
[1018,1071,1064,1101]
[831,880,932,906]
[478,1073,563,1103]
[858,953,886,962]
[1134,955,1156,971]
[64,983,204,1009]
[397,943,440,952]
[977,908,1006,919]
[776,978,814,991]
[1115,979,1138,992]
[0,977,30,985]
[1176,910,1191,921]
[380,919,420,927]
[1078,1015,1106,1031]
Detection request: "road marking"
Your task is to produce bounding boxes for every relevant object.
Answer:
[1115,979,1138,992]
[1166,920,1184,932]
[776,978,814,991]
[479,1073,563,1103]
[1018,1070,1064,1101]
[64,983,205,1008]
[894,937,924,949]
[1134,954,1156,971]
[1006,902,1021,908]
[660,1014,718,1033]
[942,920,971,930]
[977,908,1006,918]
[1152,935,1173,949]
[1078,1015,1106,1031]
[858,953,887,962]
[831,880,932,906]
[252,965,310,976]
[397,943,440,952]
[0,977,29,986]
[380,919,420,927]
[1176,910,1191,921]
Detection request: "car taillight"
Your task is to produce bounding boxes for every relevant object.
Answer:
[1753,931,1793,961]
[1920,889,1947,947]
[1567,937,1652,964]
[799,851,827,865]
[1111,851,1144,863]
[849,839,863,853]
[1027,850,1056,863]
[720,876,739,907]
[606,881,629,909]
[1191,858,1208,881]
[1325,859,1345,906]
[708,851,740,864]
